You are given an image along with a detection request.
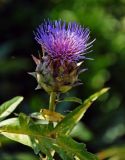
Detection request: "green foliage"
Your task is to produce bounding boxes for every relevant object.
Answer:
[60,97,82,104]
[0,88,109,159]
[54,88,109,135]
[53,136,97,160]
[97,146,125,160]
[0,96,23,121]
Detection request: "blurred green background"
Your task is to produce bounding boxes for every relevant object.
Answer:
[0,0,125,159]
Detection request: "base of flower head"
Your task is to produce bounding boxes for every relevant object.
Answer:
[29,55,84,94]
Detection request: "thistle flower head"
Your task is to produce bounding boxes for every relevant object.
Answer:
[35,20,94,63]
[31,20,95,93]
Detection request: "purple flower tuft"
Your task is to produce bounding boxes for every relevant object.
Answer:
[35,20,94,62]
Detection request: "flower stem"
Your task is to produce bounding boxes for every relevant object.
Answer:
[49,92,57,112]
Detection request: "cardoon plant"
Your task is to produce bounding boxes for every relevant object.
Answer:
[0,20,109,160]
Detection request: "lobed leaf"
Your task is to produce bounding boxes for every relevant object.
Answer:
[34,135,98,160]
[54,88,109,135]
[54,135,98,160]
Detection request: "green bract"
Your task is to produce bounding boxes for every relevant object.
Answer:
[29,55,82,93]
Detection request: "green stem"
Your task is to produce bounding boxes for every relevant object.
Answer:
[46,92,57,159]
[49,92,57,112]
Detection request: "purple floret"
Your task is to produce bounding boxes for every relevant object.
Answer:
[35,20,94,62]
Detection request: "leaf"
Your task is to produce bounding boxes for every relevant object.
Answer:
[60,97,82,104]
[97,146,125,160]
[0,114,52,154]
[30,112,45,120]
[0,113,51,137]
[0,117,33,148]
[38,138,54,160]
[54,88,109,135]
[35,135,98,160]
[1,132,33,147]
[0,96,24,121]
[30,137,41,155]
[54,135,98,160]
[53,146,72,160]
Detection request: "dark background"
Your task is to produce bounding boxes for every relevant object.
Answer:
[0,0,125,159]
